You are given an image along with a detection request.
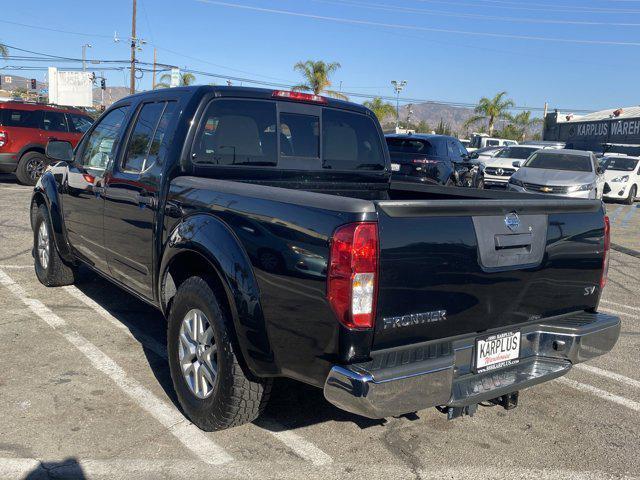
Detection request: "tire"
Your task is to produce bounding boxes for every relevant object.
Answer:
[16,151,48,186]
[625,185,636,205]
[33,205,77,287]
[167,275,272,431]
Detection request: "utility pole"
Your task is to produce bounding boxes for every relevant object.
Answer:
[391,80,407,130]
[82,44,92,71]
[129,0,137,94]
[152,48,157,90]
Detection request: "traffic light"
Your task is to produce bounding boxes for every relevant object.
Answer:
[100,78,106,90]
[30,78,36,90]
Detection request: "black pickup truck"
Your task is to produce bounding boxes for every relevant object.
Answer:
[31,86,620,431]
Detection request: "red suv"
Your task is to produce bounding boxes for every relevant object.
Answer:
[0,102,93,185]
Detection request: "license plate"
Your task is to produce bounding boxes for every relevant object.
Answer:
[475,331,521,373]
[391,163,400,171]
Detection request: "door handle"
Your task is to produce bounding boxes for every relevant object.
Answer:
[137,193,156,209]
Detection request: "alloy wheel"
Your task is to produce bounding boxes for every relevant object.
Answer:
[37,222,50,271]
[178,308,218,399]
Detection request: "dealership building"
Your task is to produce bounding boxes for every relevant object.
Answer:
[543,105,640,156]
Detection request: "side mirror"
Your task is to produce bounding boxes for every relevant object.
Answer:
[46,140,73,163]
[461,153,470,161]
[512,161,522,168]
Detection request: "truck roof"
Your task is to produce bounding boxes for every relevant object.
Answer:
[114,85,372,116]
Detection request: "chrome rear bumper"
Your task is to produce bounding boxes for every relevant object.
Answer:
[323,311,620,419]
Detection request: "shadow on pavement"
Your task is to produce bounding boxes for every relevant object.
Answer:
[23,458,86,479]
[71,266,383,431]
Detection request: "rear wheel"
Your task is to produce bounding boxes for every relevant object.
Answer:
[167,275,272,431]
[625,185,637,205]
[33,205,77,287]
[16,151,48,186]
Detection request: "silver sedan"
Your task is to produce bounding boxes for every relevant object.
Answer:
[507,149,605,199]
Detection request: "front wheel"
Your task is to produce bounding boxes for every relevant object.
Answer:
[625,185,637,205]
[167,275,272,431]
[33,205,77,286]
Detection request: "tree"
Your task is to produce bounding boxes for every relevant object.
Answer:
[494,124,521,141]
[291,60,347,100]
[156,72,196,89]
[464,91,515,136]
[434,118,452,136]
[0,42,8,59]
[512,110,542,141]
[363,97,396,123]
[415,120,431,133]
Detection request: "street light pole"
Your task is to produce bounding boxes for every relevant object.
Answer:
[129,0,137,94]
[81,44,92,71]
[391,80,407,131]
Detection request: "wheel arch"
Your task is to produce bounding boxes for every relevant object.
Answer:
[159,214,277,379]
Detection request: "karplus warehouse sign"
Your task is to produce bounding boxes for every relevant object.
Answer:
[544,106,640,156]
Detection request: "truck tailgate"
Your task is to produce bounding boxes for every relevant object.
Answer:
[372,199,606,350]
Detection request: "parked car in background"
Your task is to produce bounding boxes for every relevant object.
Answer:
[483,145,541,187]
[459,138,471,148]
[467,133,518,152]
[469,145,504,160]
[507,149,605,199]
[521,140,566,149]
[601,154,640,204]
[0,101,94,185]
[386,133,482,187]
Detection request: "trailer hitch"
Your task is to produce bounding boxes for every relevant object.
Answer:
[489,392,519,410]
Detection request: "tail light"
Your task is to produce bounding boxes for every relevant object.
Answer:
[600,215,610,290]
[272,90,327,104]
[0,131,7,148]
[327,222,379,329]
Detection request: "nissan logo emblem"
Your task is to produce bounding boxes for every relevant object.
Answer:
[505,212,520,232]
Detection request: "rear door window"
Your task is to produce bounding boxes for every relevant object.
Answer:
[386,138,439,157]
[193,99,277,166]
[322,109,384,170]
[122,102,172,173]
[0,108,40,128]
[43,111,68,132]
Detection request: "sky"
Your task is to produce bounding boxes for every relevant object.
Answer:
[1,0,640,114]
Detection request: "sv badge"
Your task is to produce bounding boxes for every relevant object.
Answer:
[583,286,597,296]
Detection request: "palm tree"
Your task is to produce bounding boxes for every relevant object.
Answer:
[363,97,396,123]
[512,110,542,141]
[464,91,515,136]
[0,42,8,59]
[292,60,347,100]
[156,72,196,89]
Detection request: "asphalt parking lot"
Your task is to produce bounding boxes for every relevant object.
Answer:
[0,173,638,480]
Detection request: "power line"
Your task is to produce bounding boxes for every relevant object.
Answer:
[196,0,640,46]
[311,0,640,26]
[412,0,640,14]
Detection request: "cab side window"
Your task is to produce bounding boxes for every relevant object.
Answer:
[122,101,175,173]
[67,114,94,134]
[78,106,129,173]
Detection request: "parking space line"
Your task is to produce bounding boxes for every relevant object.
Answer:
[62,285,167,360]
[0,269,233,466]
[575,364,640,390]
[601,299,640,313]
[608,205,625,224]
[0,265,32,269]
[602,308,639,321]
[256,419,332,466]
[558,377,640,412]
[64,286,334,464]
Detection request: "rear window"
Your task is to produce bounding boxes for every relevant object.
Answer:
[280,113,319,158]
[322,109,384,170]
[193,99,277,166]
[496,147,537,159]
[0,108,39,128]
[524,152,593,172]
[386,138,440,157]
